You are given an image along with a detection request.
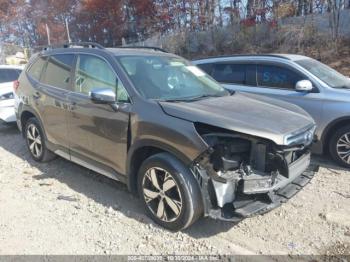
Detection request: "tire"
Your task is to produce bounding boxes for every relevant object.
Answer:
[329,124,350,168]
[137,152,203,231]
[24,117,56,162]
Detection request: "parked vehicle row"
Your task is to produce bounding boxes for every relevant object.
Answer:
[194,55,350,168]
[14,43,318,230]
[0,65,23,123]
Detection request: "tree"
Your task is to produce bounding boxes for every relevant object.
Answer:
[76,0,125,46]
[327,0,344,40]
[28,0,76,45]
[127,0,159,41]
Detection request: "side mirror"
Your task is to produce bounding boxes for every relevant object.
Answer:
[89,88,116,104]
[295,80,313,92]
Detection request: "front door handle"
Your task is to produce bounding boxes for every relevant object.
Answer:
[69,102,77,111]
[33,91,41,99]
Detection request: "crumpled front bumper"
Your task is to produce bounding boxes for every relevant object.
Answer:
[210,168,316,222]
[193,152,318,222]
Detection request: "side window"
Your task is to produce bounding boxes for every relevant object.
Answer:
[28,56,47,81]
[74,55,129,102]
[42,54,74,89]
[116,81,129,103]
[211,64,255,85]
[197,63,213,75]
[0,69,21,83]
[257,65,303,90]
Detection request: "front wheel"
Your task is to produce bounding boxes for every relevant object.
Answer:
[329,125,350,168]
[137,153,203,231]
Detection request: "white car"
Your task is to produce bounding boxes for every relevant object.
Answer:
[0,65,23,123]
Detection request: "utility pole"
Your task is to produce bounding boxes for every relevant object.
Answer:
[45,24,51,45]
[65,18,71,43]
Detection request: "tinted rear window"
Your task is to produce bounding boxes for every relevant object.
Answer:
[42,54,74,89]
[0,69,21,83]
[210,63,256,85]
[28,56,47,81]
[197,63,214,75]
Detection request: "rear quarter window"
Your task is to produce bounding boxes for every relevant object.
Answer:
[42,54,74,89]
[28,56,47,81]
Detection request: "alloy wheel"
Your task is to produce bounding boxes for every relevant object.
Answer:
[142,167,183,222]
[27,124,42,158]
[336,132,350,164]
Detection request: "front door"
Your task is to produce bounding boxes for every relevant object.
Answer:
[67,54,131,177]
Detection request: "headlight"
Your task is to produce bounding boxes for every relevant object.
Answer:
[0,93,14,100]
[284,125,316,146]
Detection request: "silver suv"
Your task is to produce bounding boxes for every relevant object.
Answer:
[194,54,350,168]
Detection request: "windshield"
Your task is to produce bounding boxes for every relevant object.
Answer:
[296,58,350,89]
[117,55,229,101]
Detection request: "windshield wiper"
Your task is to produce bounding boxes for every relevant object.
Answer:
[162,94,223,103]
[182,94,226,101]
[161,98,193,102]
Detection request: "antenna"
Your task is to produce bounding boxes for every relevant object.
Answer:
[65,18,71,43]
[45,24,51,45]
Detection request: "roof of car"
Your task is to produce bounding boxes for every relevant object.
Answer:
[106,47,173,57]
[37,43,174,57]
[271,54,310,61]
[193,54,310,63]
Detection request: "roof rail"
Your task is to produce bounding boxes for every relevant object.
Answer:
[118,46,168,53]
[193,54,291,61]
[62,42,105,49]
[35,42,105,51]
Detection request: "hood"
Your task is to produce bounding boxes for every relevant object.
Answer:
[159,92,315,146]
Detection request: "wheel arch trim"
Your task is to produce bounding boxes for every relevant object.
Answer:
[19,105,46,140]
[322,116,350,148]
[126,139,201,193]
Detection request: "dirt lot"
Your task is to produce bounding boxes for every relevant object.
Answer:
[0,123,349,255]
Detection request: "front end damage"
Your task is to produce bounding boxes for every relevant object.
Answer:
[192,123,318,221]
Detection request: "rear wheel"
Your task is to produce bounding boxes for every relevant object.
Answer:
[137,152,203,231]
[24,117,56,162]
[329,125,350,168]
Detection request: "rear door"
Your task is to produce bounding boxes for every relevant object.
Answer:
[67,53,131,177]
[36,54,75,156]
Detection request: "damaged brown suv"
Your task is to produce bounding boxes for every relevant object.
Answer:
[15,43,316,231]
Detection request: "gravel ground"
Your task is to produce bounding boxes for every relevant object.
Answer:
[0,123,349,255]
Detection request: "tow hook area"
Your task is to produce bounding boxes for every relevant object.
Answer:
[191,130,318,221]
[193,162,317,221]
